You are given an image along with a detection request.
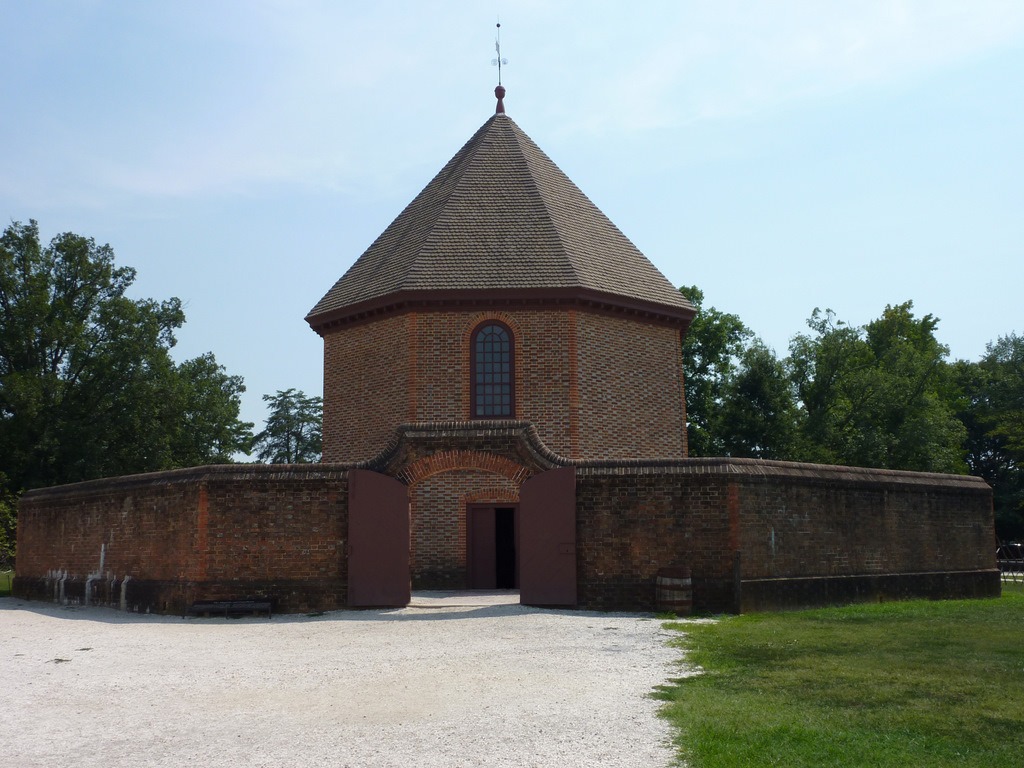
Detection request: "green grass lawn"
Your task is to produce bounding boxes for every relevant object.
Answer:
[0,569,12,597]
[658,584,1024,768]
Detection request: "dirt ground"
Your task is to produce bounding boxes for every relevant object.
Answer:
[1,592,684,767]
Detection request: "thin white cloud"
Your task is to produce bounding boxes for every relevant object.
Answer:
[3,1,484,203]
[2,0,1023,205]
[584,0,1024,133]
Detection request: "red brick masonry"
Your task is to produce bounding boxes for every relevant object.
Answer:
[15,423,998,614]
[320,308,687,464]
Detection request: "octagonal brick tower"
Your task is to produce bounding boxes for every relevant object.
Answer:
[307,88,696,465]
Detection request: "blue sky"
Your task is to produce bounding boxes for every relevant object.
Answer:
[2,1,1022,439]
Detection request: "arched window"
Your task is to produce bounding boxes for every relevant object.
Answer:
[471,321,514,418]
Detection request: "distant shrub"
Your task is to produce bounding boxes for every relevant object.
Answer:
[0,486,16,569]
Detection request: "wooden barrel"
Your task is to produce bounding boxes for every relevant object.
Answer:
[656,567,693,616]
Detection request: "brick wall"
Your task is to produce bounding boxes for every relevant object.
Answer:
[16,465,349,614]
[576,470,738,612]
[575,460,998,613]
[321,306,686,463]
[15,428,998,616]
[322,313,410,462]
[729,463,999,610]
[196,469,348,611]
[735,477,993,579]
[574,312,686,459]
[15,473,202,587]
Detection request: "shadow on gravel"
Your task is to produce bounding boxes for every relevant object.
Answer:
[1,595,634,625]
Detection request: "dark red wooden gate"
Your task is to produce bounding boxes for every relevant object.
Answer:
[468,505,497,589]
[519,466,577,606]
[347,469,410,608]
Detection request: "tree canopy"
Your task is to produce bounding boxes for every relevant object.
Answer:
[717,340,799,460]
[954,334,1024,539]
[0,220,253,496]
[681,287,1020,537]
[0,476,15,568]
[679,285,752,456]
[251,389,323,464]
[788,302,965,473]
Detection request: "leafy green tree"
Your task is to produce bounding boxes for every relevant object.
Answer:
[861,302,966,471]
[252,389,323,463]
[680,285,752,456]
[788,303,965,473]
[717,340,800,459]
[788,309,872,465]
[955,334,1024,539]
[0,220,253,495]
[169,353,253,465]
[0,476,15,568]
[978,334,1024,456]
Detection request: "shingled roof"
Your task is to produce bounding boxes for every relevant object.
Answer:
[307,103,694,332]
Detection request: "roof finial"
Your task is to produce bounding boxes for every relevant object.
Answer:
[492,21,508,114]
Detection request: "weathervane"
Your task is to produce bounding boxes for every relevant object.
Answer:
[492,21,508,113]
[492,21,508,85]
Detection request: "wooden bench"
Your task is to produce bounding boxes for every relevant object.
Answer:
[188,599,272,619]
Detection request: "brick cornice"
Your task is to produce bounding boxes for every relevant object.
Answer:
[307,288,696,336]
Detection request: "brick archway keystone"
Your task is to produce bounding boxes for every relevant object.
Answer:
[399,451,532,486]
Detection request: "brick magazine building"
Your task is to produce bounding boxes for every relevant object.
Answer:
[15,88,999,614]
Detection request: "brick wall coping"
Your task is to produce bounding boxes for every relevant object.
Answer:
[573,456,990,492]
[21,421,990,502]
[20,463,353,503]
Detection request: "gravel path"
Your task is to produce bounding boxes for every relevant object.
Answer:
[1,593,685,767]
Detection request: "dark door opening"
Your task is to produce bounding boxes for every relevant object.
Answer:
[468,505,518,589]
[494,507,517,589]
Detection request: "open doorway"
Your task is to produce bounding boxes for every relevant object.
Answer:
[467,505,518,589]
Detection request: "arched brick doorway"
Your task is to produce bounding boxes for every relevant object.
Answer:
[404,451,526,590]
[405,458,577,606]
[348,430,578,607]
